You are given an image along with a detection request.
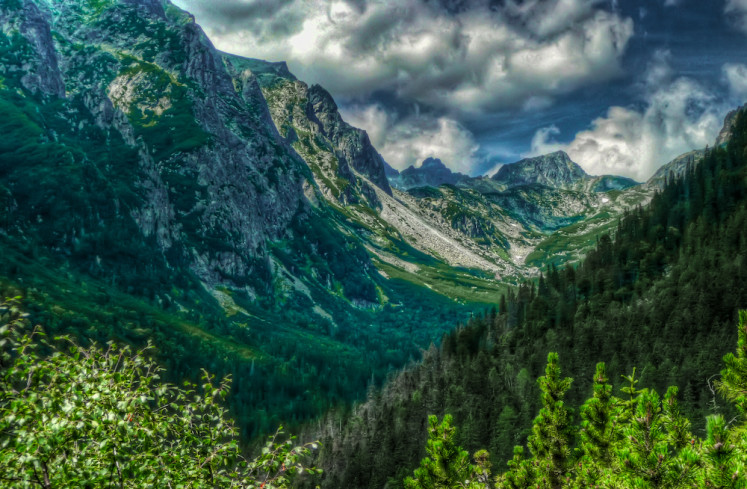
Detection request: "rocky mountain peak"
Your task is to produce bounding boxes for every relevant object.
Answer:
[421,157,448,170]
[221,55,296,84]
[390,157,467,190]
[306,84,392,195]
[492,150,588,189]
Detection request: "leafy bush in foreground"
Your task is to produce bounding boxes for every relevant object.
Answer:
[0,298,319,488]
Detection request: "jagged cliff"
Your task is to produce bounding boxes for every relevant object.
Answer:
[1,0,320,294]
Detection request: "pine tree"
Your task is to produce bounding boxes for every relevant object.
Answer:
[718,310,747,415]
[527,352,574,489]
[702,415,746,488]
[575,362,618,486]
[499,445,535,489]
[404,415,484,489]
[614,388,699,488]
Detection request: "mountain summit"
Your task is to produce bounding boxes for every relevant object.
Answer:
[390,157,467,190]
[491,151,638,193]
[492,151,587,189]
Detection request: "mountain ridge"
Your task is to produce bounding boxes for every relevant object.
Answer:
[389,157,469,190]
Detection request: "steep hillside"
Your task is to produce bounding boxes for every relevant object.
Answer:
[246,56,524,287]
[0,0,482,440]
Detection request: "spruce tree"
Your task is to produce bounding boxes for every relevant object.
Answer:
[575,362,618,487]
[718,310,747,415]
[404,415,483,489]
[499,445,534,489]
[614,388,699,488]
[527,352,574,489]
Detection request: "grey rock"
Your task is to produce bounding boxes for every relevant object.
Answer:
[390,157,468,190]
[492,151,587,190]
[0,0,65,98]
[716,104,746,147]
[307,84,392,195]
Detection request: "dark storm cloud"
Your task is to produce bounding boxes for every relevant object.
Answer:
[171,0,747,178]
[174,0,303,39]
[174,0,633,113]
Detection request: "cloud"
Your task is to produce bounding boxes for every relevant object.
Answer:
[529,53,725,181]
[340,104,479,174]
[723,63,747,101]
[725,0,747,33]
[484,162,505,177]
[172,0,633,115]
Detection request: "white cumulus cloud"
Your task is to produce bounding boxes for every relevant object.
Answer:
[340,104,479,174]
[529,53,726,181]
[724,63,747,101]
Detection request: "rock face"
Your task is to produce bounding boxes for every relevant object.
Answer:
[307,85,392,196]
[231,55,391,207]
[390,158,468,190]
[492,151,587,189]
[716,105,746,147]
[489,150,638,194]
[0,0,383,301]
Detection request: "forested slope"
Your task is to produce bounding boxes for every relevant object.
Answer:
[303,109,747,488]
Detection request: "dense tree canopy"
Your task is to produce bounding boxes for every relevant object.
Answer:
[408,311,747,487]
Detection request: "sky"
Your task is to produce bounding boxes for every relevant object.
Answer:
[171,0,747,181]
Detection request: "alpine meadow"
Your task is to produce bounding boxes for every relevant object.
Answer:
[1,0,747,487]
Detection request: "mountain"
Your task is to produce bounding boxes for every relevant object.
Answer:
[647,149,705,188]
[383,159,401,178]
[0,0,479,440]
[389,157,469,190]
[716,104,746,146]
[492,151,588,189]
[0,0,667,445]
[492,150,638,193]
[225,53,391,209]
[386,151,648,269]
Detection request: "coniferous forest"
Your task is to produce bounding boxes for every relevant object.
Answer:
[302,111,747,488]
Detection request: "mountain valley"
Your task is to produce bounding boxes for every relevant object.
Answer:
[1,1,746,487]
